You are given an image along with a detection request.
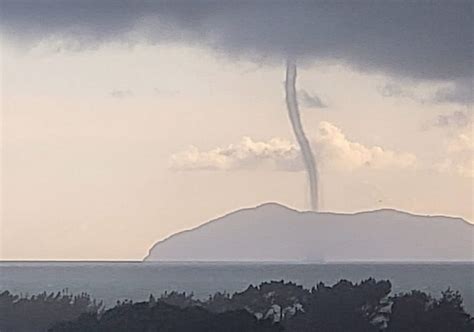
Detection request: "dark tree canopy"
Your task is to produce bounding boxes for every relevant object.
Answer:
[1,279,472,332]
[49,302,280,332]
[387,289,473,332]
[0,290,102,332]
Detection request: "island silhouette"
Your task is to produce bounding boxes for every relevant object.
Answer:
[145,203,473,262]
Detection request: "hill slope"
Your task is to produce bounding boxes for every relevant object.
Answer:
[145,203,473,262]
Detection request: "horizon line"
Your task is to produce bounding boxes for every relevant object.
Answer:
[1,260,473,264]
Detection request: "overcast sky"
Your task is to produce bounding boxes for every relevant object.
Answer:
[1,1,472,260]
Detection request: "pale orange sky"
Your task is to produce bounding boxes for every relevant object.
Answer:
[1,42,472,260]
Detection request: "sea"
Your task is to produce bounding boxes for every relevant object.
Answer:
[1,262,473,313]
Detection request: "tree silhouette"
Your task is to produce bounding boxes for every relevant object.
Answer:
[387,289,473,332]
[0,290,102,332]
[2,279,473,332]
[50,302,281,332]
[203,291,233,313]
[229,280,309,321]
[158,291,198,308]
[287,278,391,332]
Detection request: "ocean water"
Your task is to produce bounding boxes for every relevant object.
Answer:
[1,262,473,313]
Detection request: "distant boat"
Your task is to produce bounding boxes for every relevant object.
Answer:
[300,254,327,264]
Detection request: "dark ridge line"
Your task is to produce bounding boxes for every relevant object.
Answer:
[143,202,471,260]
[256,202,469,223]
[1,260,473,265]
[0,260,143,264]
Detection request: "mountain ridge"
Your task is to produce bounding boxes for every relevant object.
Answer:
[144,203,473,262]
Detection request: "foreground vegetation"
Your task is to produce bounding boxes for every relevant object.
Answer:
[1,278,472,331]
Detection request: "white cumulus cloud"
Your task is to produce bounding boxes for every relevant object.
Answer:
[170,137,301,172]
[170,122,418,173]
[313,121,417,171]
[436,131,473,178]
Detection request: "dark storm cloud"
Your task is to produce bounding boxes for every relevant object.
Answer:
[433,79,474,105]
[1,1,472,82]
[377,83,408,99]
[435,111,472,129]
[377,79,473,106]
[110,89,133,98]
[298,90,327,109]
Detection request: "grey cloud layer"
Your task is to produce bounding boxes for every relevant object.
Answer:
[1,1,472,82]
[435,111,472,129]
[378,79,473,106]
[433,79,474,105]
[299,90,327,108]
[110,89,133,98]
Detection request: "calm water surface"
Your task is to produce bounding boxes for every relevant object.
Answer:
[1,262,473,312]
